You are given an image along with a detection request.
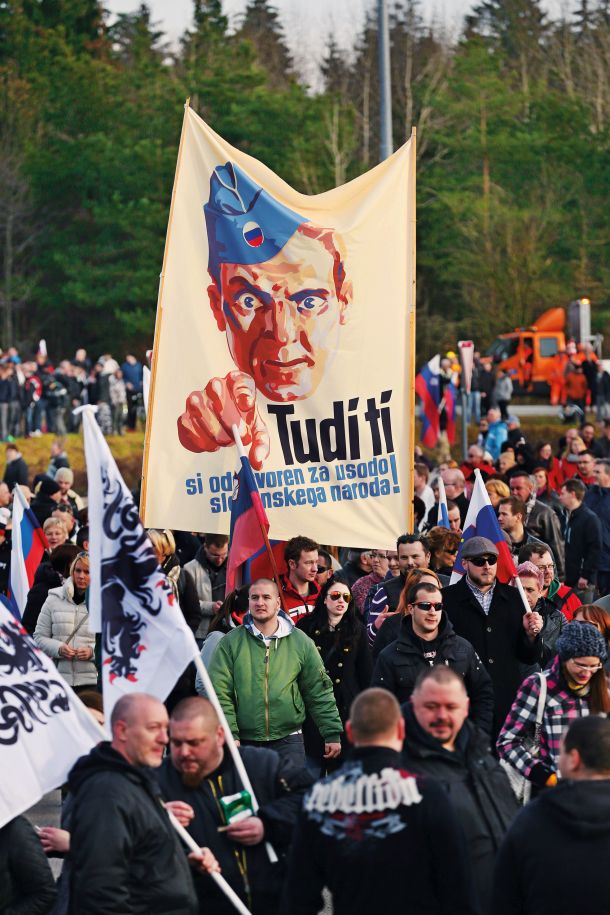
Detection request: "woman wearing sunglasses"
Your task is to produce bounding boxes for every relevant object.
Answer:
[298,580,372,775]
[497,622,610,794]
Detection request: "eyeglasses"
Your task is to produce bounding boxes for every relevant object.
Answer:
[317,566,330,574]
[370,551,387,559]
[570,660,603,673]
[467,555,497,567]
[412,601,443,612]
[328,591,351,602]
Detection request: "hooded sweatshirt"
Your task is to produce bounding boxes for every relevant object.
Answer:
[492,779,610,914]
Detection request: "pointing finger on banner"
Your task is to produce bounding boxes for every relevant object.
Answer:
[226,372,269,470]
[178,371,269,467]
[247,407,270,470]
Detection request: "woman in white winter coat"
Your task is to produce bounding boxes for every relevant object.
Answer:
[34,552,97,688]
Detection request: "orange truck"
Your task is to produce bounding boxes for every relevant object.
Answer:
[485,299,602,396]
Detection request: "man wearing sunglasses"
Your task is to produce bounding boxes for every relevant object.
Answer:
[372,582,494,733]
[442,537,542,736]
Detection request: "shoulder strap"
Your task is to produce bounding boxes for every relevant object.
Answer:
[65,611,88,644]
[535,672,547,723]
[556,587,577,611]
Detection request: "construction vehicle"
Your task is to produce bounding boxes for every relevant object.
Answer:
[486,298,603,394]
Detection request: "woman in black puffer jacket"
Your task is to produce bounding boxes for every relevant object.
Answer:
[298,579,372,775]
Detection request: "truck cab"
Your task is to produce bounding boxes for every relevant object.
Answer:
[486,307,566,393]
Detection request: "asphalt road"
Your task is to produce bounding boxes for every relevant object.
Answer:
[24,789,63,879]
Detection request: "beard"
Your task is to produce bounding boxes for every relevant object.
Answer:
[180,769,205,788]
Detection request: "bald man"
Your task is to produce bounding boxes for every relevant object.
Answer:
[67,693,218,914]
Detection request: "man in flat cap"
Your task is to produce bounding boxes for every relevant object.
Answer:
[442,536,543,736]
[177,162,352,469]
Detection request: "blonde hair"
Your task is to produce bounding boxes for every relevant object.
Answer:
[486,479,510,500]
[43,517,68,536]
[147,528,176,560]
[564,435,586,458]
[70,552,90,577]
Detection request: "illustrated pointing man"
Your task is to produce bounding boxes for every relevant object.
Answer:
[177,162,352,468]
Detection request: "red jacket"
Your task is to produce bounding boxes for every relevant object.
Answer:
[459,461,497,482]
[279,574,319,623]
[548,581,582,621]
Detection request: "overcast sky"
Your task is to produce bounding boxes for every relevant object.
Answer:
[105,0,569,83]
[105,0,485,55]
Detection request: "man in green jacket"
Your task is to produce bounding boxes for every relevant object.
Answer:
[208,578,343,767]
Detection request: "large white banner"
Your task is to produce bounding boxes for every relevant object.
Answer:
[142,106,416,548]
[80,407,196,721]
[0,604,100,827]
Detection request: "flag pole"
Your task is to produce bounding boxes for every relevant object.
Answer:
[230,424,289,616]
[165,807,252,915]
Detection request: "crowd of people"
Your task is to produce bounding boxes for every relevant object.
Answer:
[2,410,610,914]
[0,346,144,439]
[457,345,610,423]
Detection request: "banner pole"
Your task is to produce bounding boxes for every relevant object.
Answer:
[460,388,469,463]
[165,807,252,915]
[407,126,417,532]
[231,425,289,617]
[140,98,191,524]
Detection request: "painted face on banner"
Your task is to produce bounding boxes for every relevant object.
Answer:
[209,225,351,402]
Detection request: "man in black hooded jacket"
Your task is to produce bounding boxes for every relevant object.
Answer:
[67,693,218,914]
[372,581,494,733]
[402,666,519,914]
[283,688,479,915]
[493,716,610,914]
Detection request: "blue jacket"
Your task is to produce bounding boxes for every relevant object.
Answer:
[585,484,610,571]
[485,420,508,460]
[121,359,143,393]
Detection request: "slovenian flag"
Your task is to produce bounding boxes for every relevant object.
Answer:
[415,354,457,447]
[437,475,450,529]
[226,452,270,595]
[243,540,286,584]
[10,485,49,619]
[450,469,517,585]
